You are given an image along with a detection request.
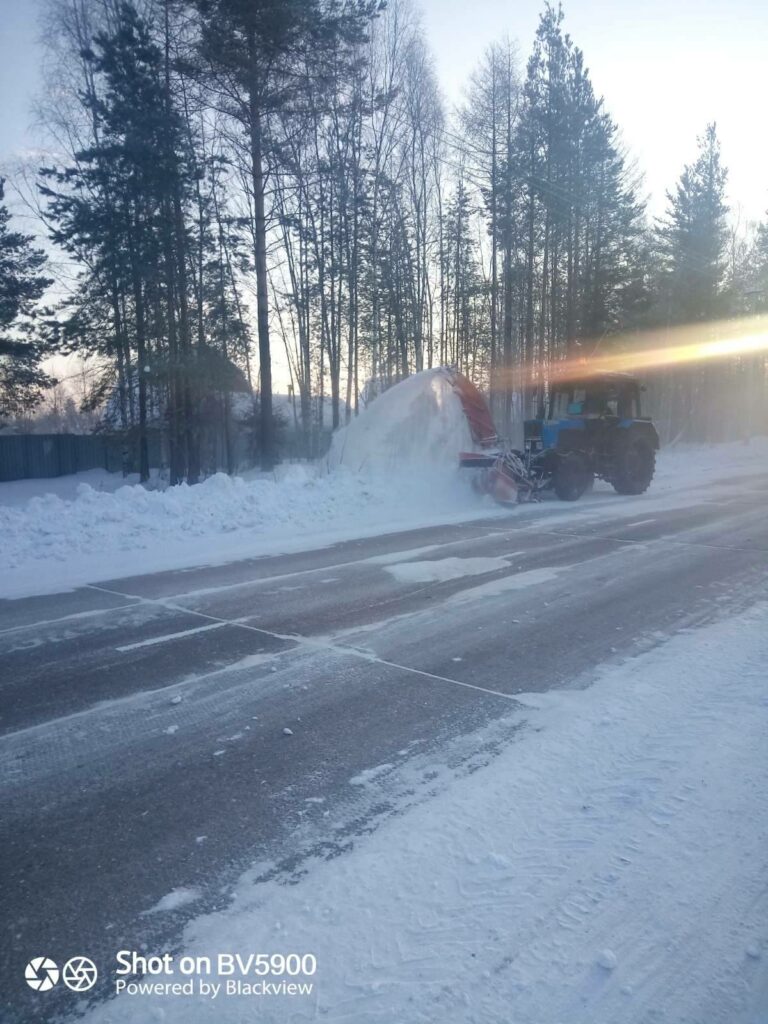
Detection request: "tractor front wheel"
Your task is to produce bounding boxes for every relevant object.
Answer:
[611,438,656,495]
[553,452,593,501]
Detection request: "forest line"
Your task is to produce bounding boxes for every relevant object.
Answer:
[1,0,767,480]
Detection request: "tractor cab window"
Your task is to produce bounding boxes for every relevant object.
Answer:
[604,393,620,416]
[582,386,617,416]
[583,383,631,417]
[617,388,640,418]
[550,389,573,419]
[564,388,585,416]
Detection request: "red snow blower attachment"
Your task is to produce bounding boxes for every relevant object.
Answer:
[448,371,498,449]
[447,370,530,504]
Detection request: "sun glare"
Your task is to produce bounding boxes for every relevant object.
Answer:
[492,316,768,389]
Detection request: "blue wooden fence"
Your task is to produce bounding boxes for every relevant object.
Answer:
[0,434,161,482]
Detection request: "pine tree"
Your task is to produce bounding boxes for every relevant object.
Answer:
[655,123,730,439]
[461,40,519,421]
[42,2,200,482]
[443,174,487,376]
[657,123,729,325]
[750,219,768,313]
[194,0,378,466]
[512,4,646,415]
[0,179,53,419]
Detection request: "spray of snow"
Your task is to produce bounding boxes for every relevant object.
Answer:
[329,368,472,475]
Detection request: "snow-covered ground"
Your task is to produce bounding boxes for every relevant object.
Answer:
[2,366,768,600]
[0,460,489,598]
[1,435,765,600]
[80,603,768,1024]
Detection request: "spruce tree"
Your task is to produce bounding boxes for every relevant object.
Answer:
[657,123,729,325]
[656,123,729,439]
[0,179,53,420]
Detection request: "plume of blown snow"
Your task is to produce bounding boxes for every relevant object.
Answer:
[328,369,473,476]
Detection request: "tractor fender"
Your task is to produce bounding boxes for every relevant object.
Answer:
[616,420,660,450]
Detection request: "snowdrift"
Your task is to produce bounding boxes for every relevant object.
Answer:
[0,371,483,598]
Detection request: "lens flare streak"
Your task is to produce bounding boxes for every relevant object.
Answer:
[493,316,768,389]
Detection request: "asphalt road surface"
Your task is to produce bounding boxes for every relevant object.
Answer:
[2,471,768,1022]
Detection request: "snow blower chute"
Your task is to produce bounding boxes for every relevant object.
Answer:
[446,370,531,504]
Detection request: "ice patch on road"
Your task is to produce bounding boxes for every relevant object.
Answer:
[385,555,511,583]
[349,763,395,787]
[444,565,565,604]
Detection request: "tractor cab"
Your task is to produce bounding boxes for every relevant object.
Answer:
[460,367,659,504]
[524,372,647,454]
[551,373,643,421]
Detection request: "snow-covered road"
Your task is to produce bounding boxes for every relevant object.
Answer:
[82,605,768,1024]
[2,457,768,1023]
[3,436,768,599]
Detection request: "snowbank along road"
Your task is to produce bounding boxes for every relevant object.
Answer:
[1,461,767,1022]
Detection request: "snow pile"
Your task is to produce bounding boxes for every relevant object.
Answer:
[329,368,472,474]
[651,435,768,493]
[80,605,768,1024]
[0,462,473,595]
[2,406,768,599]
[0,372,483,598]
[0,467,152,507]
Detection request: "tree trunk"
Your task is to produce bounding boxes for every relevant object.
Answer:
[248,70,274,470]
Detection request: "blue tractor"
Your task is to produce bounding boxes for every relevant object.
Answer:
[521,372,660,500]
[459,371,659,502]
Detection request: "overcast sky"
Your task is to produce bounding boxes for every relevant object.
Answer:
[1,0,765,225]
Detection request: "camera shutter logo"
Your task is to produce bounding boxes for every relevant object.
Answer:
[25,957,59,992]
[62,956,98,992]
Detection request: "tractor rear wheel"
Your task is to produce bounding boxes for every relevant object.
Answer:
[611,437,655,495]
[553,452,593,501]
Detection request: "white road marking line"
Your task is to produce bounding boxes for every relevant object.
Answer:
[372,656,521,702]
[0,602,139,637]
[115,621,228,652]
[89,585,520,704]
